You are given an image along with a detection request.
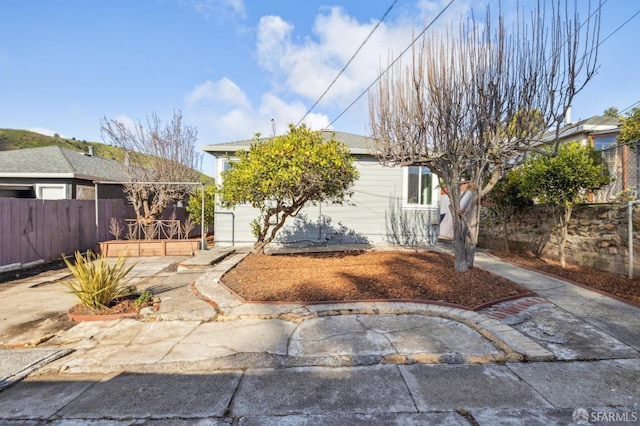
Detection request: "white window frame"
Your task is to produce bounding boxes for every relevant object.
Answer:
[402,166,438,209]
[35,183,67,200]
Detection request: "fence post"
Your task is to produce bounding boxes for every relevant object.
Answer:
[623,141,640,190]
[628,200,640,278]
[94,182,99,243]
[200,183,207,250]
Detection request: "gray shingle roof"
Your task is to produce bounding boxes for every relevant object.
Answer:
[541,115,621,141]
[202,130,375,155]
[0,146,128,181]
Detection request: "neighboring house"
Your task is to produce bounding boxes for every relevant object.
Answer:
[0,146,129,200]
[541,114,620,147]
[541,114,630,201]
[203,131,441,248]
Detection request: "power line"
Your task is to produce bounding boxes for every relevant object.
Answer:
[327,0,637,131]
[325,0,456,130]
[296,0,399,127]
[619,100,640,115]
[597,7,640,49]
[559,2,640,131]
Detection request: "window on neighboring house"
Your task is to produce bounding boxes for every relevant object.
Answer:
[592,134,618,151]
[35,183,67,200]
[406,165,433,206]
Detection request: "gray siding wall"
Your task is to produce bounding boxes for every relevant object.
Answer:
[213,156,440,247]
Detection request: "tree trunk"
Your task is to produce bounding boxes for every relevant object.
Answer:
[465,242,475,269]
[252,209,293,254]
[463,191,482,269]
[558,205,572,268]
[253,214,272,254]
[253,240,267,254]
[452,214,469,272]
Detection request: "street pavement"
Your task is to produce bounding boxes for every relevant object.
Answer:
[0,246,638,425]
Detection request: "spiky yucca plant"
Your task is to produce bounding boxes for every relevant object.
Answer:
[62,250,135,309]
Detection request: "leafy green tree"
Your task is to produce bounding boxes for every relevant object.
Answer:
[485,168,531,252]
[218,124,359,253]
[603,106,620,118]
[519,142,611,267]
[186,185,216,227]
[619,106,640,144]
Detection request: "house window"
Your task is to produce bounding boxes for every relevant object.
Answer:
[76,185,95,200]
[35,183,67,200]
[406,166,433,206]
[592,134,618,151]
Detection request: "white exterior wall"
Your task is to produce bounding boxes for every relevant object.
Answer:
[213,155,441,247]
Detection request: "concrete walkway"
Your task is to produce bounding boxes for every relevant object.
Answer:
[0,246,638,424]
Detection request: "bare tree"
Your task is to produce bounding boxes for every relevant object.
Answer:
[101,110,202,223]
[369,2,600,272]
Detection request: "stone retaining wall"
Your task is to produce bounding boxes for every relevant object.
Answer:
[478,204,640,276]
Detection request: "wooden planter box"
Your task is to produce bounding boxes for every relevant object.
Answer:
[98,239,201,257]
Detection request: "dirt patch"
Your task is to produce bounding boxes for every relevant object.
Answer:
[0,312,74,342]
[67,294,154,316]
[489,250,640,306]
[222,250,531,309]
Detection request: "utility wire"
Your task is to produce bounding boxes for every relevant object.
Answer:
[562,2,640,70]
[599,8,640,48]
[327,0,637,131]
[296,0,399,127]
[619,100,640,115]
[325,0,456,129]
[554,2,640,133]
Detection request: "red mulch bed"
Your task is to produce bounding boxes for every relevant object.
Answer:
[221,250,531,309]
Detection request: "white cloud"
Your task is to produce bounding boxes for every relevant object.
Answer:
[258,93,330,132]
[186,1,476,142]
[255,15,294,73]
[28,127,65,138]
[185,78,251,110]
[254,7,406,105]
[255,2,473,108]
[115,114,136,127]
[185,78,330,142]
[189,0,245,20]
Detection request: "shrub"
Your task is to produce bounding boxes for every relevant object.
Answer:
[134,290,152,309]
[62,250,135,309]
[186,185,216,227]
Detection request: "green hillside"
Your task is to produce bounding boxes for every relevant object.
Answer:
[0,128,214,183]
[0,128,126,161]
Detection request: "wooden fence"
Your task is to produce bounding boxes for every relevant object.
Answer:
[0,198,128,268]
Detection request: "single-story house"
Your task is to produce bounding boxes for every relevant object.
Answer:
[0,145,129,199]
[202,131,442,248]
[541,114,620,148]
[541,114,630,201]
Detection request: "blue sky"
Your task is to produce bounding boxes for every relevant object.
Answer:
[1,0,639,175]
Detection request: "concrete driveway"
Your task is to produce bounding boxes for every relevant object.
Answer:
[0,247,638,424]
